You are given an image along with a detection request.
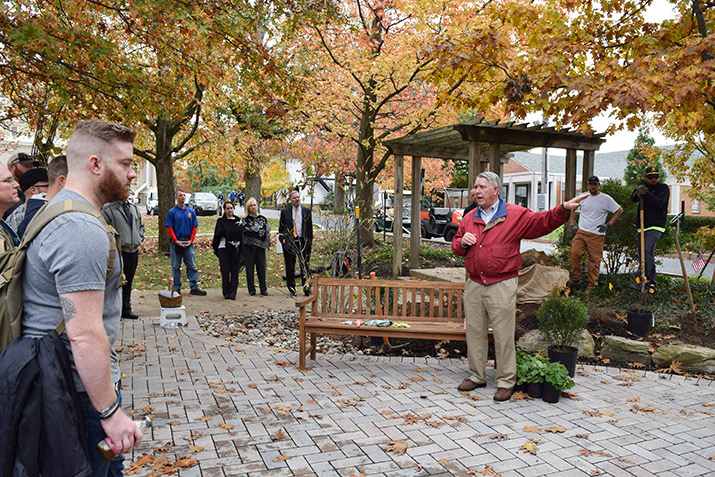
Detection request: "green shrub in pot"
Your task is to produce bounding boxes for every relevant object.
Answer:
[544,361,575,391]
[537,288,589,352]
[516,350,548,384]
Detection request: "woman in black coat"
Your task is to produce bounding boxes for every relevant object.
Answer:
[241,197,271,296]
[212,201,243,299]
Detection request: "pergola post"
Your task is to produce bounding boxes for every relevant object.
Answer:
[393,154,404,278]
[489,142,502,180]
[565,149,577,200]
[582,150,595,191]
[468,141,480,188]
[410,155,422,270]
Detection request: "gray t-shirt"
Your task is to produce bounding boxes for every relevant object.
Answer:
[21,189,122,391]
[577,192,621,235]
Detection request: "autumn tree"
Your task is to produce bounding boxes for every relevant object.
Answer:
[0,0,275,251]
[432,0,715,206]
[291,0,502,245]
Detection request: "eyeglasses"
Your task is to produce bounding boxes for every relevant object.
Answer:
[34,183,49,189]
[0,177,16,184]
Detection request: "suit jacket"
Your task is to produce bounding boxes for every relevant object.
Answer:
[279,205,313,252]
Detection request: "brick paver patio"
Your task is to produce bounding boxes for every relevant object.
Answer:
[119,298,715,476]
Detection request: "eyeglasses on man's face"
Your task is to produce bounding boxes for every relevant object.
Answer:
[0,177,17,184]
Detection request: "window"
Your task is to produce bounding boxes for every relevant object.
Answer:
[692,199,700,214]
[515,185,529,208]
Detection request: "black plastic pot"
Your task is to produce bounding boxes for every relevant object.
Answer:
[548,345,578,378]
[514,382,527,393]
[527,382,543,398]
[627,309,653,337]
[542,383,561,403]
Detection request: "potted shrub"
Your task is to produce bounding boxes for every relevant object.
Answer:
[516,351,548,398]
[537,288,589,377]
[542,361,575,403]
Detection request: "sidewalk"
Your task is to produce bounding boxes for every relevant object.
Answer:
[120,288,715,476]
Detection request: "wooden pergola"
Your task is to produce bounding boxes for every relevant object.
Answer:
[383,117,606,277]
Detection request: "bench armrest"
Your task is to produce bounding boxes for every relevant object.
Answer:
[295,294,317,308]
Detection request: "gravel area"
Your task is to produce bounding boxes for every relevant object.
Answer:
[196,310,368,356]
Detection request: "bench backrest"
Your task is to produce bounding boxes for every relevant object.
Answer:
[311,276,464,323]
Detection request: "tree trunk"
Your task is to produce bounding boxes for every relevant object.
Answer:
[334,173,345,214]
[154,119,176,254]
[244,167,262,210]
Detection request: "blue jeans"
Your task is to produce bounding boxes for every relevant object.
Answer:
[79,383,124,477]
[170,241,198,290]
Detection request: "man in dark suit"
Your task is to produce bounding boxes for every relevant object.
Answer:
[279,190,313,296]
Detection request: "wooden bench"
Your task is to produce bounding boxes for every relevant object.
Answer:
[295,276,492,370]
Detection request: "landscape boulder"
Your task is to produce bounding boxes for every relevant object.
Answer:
[517,329,595,358]
[600,336,651,365]
[652,344,715,374]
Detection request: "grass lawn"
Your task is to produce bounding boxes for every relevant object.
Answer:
[135,213,327,291]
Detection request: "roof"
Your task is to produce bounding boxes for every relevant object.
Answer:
[510,146,680,181]
[384,117,606,160]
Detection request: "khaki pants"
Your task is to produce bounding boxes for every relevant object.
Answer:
[569,229,606,288]
[464,277,518,389]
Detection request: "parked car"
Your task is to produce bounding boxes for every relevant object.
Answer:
[188,192,219,216]
[146,190,159,215]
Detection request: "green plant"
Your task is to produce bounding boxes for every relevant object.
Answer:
[516,350,548,384]
[537,288,589,351]
[543,361,575,391]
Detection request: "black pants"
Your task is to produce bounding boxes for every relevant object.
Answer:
[283,237,311,293]
[121,251,139,314]
[244,244,268,294]
[217,247,240,299]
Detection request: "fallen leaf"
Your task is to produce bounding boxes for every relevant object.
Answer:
[618,458,634,464]
[167,421,181,426]
[273,454,291,462]
[560,391,581,400]
[271,428,286,441]
[545,426,566,433]
[519,440,539,455]
[195,416,213,422]
[627,397,640,402]
[306,399,317,404]
[408,376,426,382]
[275,405,291,413]
[188,445,204,452]
[385,441,408,456]
[490,434,508,441]
[575,434,589,439]
[510,391,530,401]
[523,426,542,433]
[219,423,234,430]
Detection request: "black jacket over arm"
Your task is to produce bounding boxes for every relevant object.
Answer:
[278,206,313,251]
[211,216,243,254]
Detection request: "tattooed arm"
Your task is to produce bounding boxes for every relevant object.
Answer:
[62,290,141,453]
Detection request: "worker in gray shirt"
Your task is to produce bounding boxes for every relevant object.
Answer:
[102,200,145,319]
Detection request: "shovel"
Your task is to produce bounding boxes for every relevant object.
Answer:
[637,194,650,305]
[670,213,696,315]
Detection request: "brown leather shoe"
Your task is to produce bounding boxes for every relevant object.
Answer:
[493,387,513,401]
[457,378,487,392]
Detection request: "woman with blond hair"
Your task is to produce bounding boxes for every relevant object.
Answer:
[241,197,270,295]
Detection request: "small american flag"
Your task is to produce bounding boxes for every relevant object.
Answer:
[692,253,706,273]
